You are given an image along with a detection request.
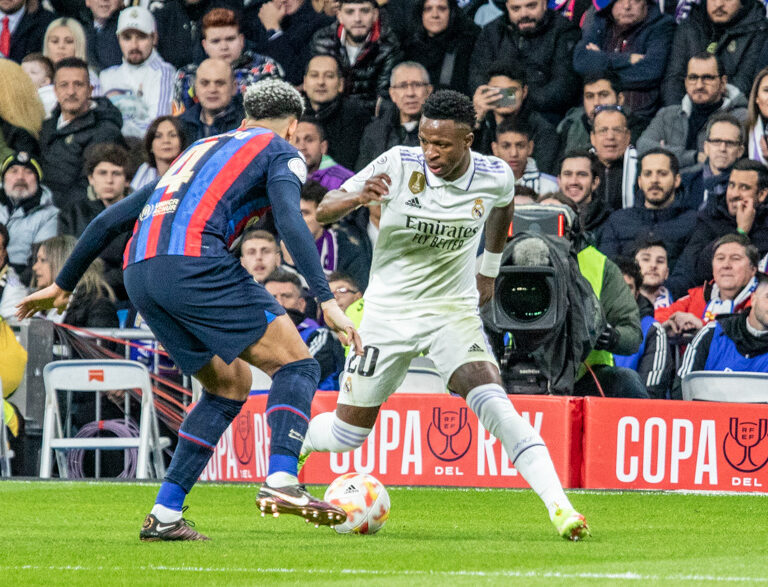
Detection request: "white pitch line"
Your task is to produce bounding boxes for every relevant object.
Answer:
[3,565,768,582]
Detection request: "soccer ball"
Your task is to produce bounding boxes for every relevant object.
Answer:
[323,472,390,534]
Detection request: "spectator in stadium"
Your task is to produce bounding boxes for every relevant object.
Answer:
[172,8,284,115]
[100,6,175,139]
[264,268,345,390]
[335,192,380,275]
[178,58,244,143]
[328,270,363,344]
[43,18,101,93]
[539,194,646,398]
[131,116,187,191]
[0,59,44,159]
[31,234,119,427]
[590,104,638,210]
[599,148,697,265]
[356,62,433,170]
[658,233,758,334]
[83,0,122,72]
[746,66,768,166]
[303,55,371,170]
[58,143,129,237]
[0,151,58,280]
[402,0,480,96]
[634,236,674,308]
[152,0,239,70]
[679,113,744,211]
[59,143,132,301]
[292,119,354,191]
[473,61,558,173]
[0,0,55,63]
[638,53,747,172]
[492,118,557,195]
[469,0,581,120]
[614,256,672,399]
[557,149,609,241]
[281,180,371,290]
[0,223,27,321]
[668,160,768,297]
[557,74,641,160]
[21,53,56,117]
[310,0,402,112]
[573,0,674,123]
[40,57,125,209]
[239,228,283,284]
[276,0,335,83]
[661,0,768,106]
[328,270,362,311]
[673,270,768,399]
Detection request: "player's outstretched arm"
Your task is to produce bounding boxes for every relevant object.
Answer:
[316,174,391,224]
[476,201,515,306]
[16,283,72,319]
[15,182,156,321]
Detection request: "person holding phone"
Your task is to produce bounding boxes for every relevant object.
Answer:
[471,60,558,174]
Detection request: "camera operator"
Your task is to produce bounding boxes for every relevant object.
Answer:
[490,194,646,398]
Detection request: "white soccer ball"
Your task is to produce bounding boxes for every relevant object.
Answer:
[323,472,390,534]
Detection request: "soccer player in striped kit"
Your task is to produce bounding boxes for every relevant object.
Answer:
[18,79,361,541]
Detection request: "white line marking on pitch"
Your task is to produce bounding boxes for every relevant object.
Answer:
[3,566,768,582]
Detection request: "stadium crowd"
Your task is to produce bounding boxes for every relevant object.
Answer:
[4,0,768,434]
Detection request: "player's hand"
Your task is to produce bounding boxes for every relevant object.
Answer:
[476,274,496,306]
[358,174,391,207]
[321,299,364,355]
[16,283,71,320]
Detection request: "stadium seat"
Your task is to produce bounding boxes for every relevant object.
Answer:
[394,358,447,394]
[681,371,768,403]
[40,360,166,479]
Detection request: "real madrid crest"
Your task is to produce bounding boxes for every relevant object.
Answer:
[471,199,485,219]
[408,171,426,194]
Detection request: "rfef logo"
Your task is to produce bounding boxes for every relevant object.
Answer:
[233,410,254,465]
[427,407,471,462]
[723,417,768,473]
[88,369,104,382]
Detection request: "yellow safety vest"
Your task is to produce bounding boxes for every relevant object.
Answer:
[577,247,614,371]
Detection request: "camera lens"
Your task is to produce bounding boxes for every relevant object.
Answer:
[498,273,552,323]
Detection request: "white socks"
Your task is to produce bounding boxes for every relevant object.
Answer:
[466,384,573,519]
[151,503,182,523]
[301,410,372,455]
[266,471,298,488]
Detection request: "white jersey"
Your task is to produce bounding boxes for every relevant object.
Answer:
[341,146,515,318]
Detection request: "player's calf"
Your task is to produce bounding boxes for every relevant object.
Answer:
[299,410,373,470]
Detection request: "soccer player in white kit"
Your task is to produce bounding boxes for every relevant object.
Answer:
[300,90,589,540]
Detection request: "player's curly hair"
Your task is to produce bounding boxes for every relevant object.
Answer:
[243,78,304,121]
[422,90,476,128]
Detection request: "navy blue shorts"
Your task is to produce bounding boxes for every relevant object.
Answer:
[124,255,285,375]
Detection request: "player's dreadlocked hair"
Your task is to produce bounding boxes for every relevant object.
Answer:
[243,78,304,121]
[422,90,476,128]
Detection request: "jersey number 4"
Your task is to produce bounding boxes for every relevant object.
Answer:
[155,140,217,194]
[346,346,380,377]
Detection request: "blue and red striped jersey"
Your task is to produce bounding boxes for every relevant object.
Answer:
[124,126,304,267]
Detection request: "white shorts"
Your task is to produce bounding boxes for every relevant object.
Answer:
[337,309,498,408]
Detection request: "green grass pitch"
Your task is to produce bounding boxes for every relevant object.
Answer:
[2,481,768,585]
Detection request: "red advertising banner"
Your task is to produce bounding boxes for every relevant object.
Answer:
[582,397,768,492]
[200,392,583,488]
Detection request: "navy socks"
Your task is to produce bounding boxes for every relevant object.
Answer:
[265,358,320,476]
